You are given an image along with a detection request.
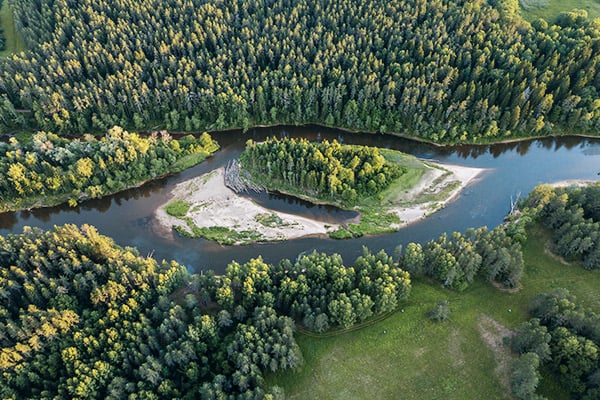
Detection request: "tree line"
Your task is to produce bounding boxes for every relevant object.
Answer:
[239,137,403,206]
[0,0,599,142]
[0,126,218,212]
[401,225,524,290]
[211,248,411,332]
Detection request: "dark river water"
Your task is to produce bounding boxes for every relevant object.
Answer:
[1,126,599,273]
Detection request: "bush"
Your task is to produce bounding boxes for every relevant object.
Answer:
[165,200,190,217]
[428,300,451,322]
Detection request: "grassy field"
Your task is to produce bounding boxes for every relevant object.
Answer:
[266,223,600,399]
[519,0,600,22]
[0,0,25,57]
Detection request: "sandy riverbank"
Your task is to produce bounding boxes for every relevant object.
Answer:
[549,179,598,188]
[155,162,485,244]
[154,168,338,243]
[386,162,484,229]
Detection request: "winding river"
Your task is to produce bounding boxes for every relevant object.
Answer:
[1,126,599,273]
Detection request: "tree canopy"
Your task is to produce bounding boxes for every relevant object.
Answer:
[239,137,404,206]
[0,0,599,141]
[0,127,218,212]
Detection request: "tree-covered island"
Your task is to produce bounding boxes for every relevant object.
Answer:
[157,137,482,244]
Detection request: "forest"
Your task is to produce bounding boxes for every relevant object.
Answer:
[0,211,527,398]
[239,137,403,206]
[0,0,598,142]
[498,184,600,398]
[0,127,218,212]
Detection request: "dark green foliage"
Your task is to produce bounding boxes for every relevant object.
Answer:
[472,226,525,288]
[511,352,544,400]
[403,226,524,290]
[240,137,404,207]
[0,225,302,399]
[216,248,411,332]
[523,184,600,269]
[1,0,600,140]
[0,128,218,212]
[512,319,552,361]
[516,290,600,399]
[428,300,451,322]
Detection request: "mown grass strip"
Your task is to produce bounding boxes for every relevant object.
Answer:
[0,1,25,57]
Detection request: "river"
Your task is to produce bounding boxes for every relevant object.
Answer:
[1,126,599,273]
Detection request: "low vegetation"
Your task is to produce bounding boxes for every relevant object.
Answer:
[165,200,190,217]
[174,221,265,245]
[0,127,219,212]
[519,0,600,22]
[254,213,294,228]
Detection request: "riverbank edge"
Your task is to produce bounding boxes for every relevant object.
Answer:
[169,122,600,148]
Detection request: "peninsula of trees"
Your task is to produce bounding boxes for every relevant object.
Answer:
[0,0,599,142]
[0,126,218,212]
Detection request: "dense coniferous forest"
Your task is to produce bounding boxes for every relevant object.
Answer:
[239,137,403,206]
[521,184,600,269]
[0,0,599,141]
[0,126,218,211]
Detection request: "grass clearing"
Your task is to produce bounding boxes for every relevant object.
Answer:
[0,0,25,57]
[519,0,600,21]
[165,200,190,217]
[267,222,600,398]
[174,218,265,245]
[254,213,295,228]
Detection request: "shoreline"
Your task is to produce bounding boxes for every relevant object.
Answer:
[166,122,600,148]
[154,161,485,244]
[385,161,485,229]
[549,179,598,188]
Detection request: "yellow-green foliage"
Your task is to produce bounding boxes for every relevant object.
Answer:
[0,127,218,211]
